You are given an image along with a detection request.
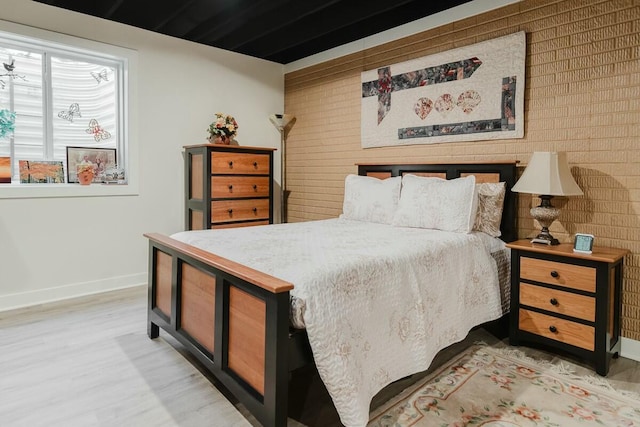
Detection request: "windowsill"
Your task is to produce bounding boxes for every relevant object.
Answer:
[0,182,139,199]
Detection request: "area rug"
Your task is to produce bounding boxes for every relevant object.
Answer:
[368,344,640,426]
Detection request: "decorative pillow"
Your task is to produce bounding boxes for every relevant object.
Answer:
[392,174,478,233]
[473,182,506,237]
[340,174,402,224]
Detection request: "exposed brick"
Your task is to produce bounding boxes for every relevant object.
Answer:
[285,0,640,339]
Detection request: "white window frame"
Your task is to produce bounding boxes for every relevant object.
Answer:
[0,20,138,199]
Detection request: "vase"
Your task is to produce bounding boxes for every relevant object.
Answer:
[209,134,232,145]
[78,171,94,185]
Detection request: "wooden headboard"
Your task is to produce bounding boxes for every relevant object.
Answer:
[357,162,519,243]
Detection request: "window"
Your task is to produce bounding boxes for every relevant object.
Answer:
[0,21,136,198]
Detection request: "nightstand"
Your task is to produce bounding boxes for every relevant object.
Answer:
[506,239,628,375]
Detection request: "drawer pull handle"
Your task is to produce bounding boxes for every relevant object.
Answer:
[227,209,233,215]
[253,184,257,190]
[228,185,233,191]
[549,325,558,333]
[550,298,559,306]
[550,270,559,278]
[253,162,258,168]
[252,207,257,213]
[228,161,233,168]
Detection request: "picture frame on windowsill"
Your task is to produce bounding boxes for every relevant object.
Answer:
[66,146,116,183]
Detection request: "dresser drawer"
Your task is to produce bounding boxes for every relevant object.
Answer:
[211,199,270,223]
[519,308,594,351]
[212,152,270,175]
[519,283,595,322]
[211,176,270,198]
[211,220,270,229]
[520,257,596,292]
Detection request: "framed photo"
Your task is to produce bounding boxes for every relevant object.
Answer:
[0,156,10,183]
[18,160,65,183]
[573,233,595,254]
[66,146,116,183]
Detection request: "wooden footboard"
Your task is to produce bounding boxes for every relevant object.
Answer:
[145,232,300,427]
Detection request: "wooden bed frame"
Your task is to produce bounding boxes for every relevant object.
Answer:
[146,162,518,426]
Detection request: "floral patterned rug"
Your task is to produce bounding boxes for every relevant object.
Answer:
[368,344,640,426]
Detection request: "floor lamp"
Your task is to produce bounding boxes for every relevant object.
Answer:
[269,114,296,223]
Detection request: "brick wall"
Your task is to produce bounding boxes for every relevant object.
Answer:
[284,0,640,340]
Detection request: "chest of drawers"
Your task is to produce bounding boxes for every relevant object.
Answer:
[506,240,628,375]
[184,144,276,230]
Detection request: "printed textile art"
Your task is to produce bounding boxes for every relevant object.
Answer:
[361,32,525,148]
[368,344,640,427]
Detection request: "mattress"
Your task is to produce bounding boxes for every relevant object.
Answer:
[171,218,509,427]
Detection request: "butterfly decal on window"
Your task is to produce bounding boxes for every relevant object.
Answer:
[58,103,82,122]
[85,119,111,141]
[90,69,109,83]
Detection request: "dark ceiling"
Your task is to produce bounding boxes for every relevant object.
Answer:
[34,0,473,64]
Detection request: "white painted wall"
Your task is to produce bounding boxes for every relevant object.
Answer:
[0,0,284,310]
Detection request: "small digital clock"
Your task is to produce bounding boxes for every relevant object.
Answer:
[573,233,594,254]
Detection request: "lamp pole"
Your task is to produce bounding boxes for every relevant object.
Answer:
[269,114,296,224]
[279,128,287,223]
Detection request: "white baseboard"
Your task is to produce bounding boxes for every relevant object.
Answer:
[0,272,147,312]
[621,337,640,362]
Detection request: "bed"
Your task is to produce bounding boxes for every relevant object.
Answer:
[145,162,518,427]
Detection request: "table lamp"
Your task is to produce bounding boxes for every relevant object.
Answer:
[511,152,583,245]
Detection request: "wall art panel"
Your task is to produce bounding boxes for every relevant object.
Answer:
[361,31,525,148]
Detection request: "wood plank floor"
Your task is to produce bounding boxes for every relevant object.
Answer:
[1,286,639,427]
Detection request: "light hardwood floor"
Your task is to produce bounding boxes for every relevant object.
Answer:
[1,286,639,427]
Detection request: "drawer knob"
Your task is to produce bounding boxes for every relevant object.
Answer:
[228,161,233,168]
[253,161,258,168]
[228,184,233,191]
[252,207,257,213]
[550,298,559,306]
[253,184,257,190]
[550,270,559,278]
[227,209,233,215]
[549,325,558,333]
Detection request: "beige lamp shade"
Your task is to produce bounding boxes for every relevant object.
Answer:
[512,152,583,196]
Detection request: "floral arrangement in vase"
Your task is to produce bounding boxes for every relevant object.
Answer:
[207,112,238,145]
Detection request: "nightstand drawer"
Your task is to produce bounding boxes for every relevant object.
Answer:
[520,257,596,292]
[519,308,594,351]
[212,152,270,175]
[211,176,270,198]
[520,283,595,322]
[211,199,270,223]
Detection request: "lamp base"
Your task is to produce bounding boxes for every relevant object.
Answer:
[530,195,561,245]
[531,235,560,245]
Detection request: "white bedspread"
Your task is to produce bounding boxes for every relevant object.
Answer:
[171,218,504,427]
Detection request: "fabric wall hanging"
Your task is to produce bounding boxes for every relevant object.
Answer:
[361,31,525,148]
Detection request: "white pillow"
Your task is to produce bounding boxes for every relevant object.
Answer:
[473,182,506,237]
[392,174,478,233]
[340,174,402,224]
